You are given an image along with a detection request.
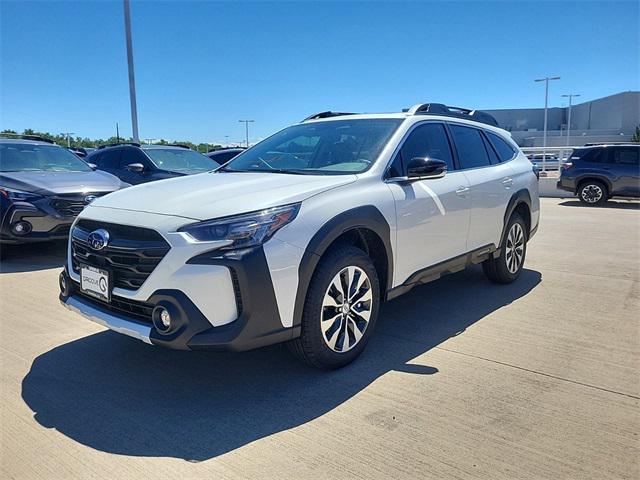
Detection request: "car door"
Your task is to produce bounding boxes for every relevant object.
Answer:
[448,123,514,251]
[609,147,640,196]
[386,122,471,285]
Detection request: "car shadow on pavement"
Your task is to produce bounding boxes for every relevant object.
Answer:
[558,200,640,210]
[0,241,67,273]
[21,266,541,462]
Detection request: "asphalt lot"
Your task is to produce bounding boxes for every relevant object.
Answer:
[1,198,638,480]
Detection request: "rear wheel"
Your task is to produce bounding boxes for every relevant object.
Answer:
[578,180,608,206]
[288,246,380,369]
[483,213,527,284]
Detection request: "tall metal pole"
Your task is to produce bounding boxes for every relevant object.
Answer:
[62,132,75,148]
[238,120,254,148]
[123,0,140,143]
[535,76,560,172]
[562,94,580,146]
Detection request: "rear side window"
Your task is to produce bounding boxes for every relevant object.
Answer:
[486,132,516,162]
[449,124,491,169]
[611,147,639,166]
[391,123,454,176]
[98,149,121,169]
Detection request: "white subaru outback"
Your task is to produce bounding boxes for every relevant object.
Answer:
[60,103,539,368]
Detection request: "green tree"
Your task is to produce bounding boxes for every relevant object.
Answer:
[631,125,640,143]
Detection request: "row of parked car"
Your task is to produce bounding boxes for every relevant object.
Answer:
[0,135,243,247]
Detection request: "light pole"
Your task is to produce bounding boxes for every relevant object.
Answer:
[62,132,75,148]
[123,0,140,143]
[238,120,254,148]
[561,94,580,147]
[535,76,560,171]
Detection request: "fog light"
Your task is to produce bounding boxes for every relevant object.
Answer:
[152,306,173,333]
[10,221,32,235]
[160,309,171,328]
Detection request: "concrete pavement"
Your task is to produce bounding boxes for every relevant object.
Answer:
[1,198,638,479]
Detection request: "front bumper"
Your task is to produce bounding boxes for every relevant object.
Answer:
[0,201,74,244]
[59,245,298,351]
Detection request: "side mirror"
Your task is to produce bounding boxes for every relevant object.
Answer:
[406,157,447,179]
[126,163,145,173]
[86,163,98,170]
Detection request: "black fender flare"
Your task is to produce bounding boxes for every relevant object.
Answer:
[292,205,393,329]
[497,189,532,256]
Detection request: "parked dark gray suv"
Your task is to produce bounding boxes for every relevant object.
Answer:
[557,144,639,205]
[0,136,126,246]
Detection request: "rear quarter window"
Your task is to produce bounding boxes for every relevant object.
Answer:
[486,132,516,162]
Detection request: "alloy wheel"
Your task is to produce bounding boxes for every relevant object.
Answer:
[581,184,603,204]
[320,266,372,353]
[505,223,525,274]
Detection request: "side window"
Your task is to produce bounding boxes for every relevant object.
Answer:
[390,123,454,176]
[481,134,500,165]
[212,151,238,164]
[449,124,492,169]
[98,149,121,169]
[611,148,639,166]
[487,132,516,162]
[582,149,609,163]
[119,148,147,168]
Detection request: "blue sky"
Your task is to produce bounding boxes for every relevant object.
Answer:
[1,1,638,144]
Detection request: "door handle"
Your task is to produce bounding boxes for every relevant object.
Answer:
[501,177,514,187]
[455,186,470,197]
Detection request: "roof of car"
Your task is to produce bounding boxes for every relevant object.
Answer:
[0,138,60,146]
[302,112,509,136]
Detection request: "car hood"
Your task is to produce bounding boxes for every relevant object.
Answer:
[89,171,357,220]
[0,170,124,195]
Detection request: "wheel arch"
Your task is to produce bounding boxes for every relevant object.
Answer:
[498,189,532,256]
[292,206,393,329]
[575,175,612,196]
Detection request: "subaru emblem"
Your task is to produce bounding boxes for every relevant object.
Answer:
[84,195,98,204]
[87,229,110,251]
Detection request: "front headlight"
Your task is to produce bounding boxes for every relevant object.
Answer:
[0,187,43,202]
[178,203,301,249]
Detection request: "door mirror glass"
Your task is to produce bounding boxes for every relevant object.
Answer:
[86,163,98,170]
[407,157,447,179]
[126,162,145,173]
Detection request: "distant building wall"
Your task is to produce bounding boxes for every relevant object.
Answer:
[485,91,639,146]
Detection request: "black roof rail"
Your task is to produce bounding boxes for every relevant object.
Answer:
[405,103,499,127]
[583,142,639,146]
[0,133,55,144]
[302,111,358,122]
[164,143,192,149]
[97,142,141,149]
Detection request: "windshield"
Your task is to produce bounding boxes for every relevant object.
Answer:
[144,148,215,173]
[223,119,403,175]
[0,143,93,172]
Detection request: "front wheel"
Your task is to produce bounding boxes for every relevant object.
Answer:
[288,246,380,369]
[483,213,527,284]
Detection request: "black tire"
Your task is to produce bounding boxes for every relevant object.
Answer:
[287,245,380,369]
[578,180,608,206]
[483,213,527,284]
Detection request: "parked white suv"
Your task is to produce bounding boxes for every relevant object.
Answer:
[59,103,539,368]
